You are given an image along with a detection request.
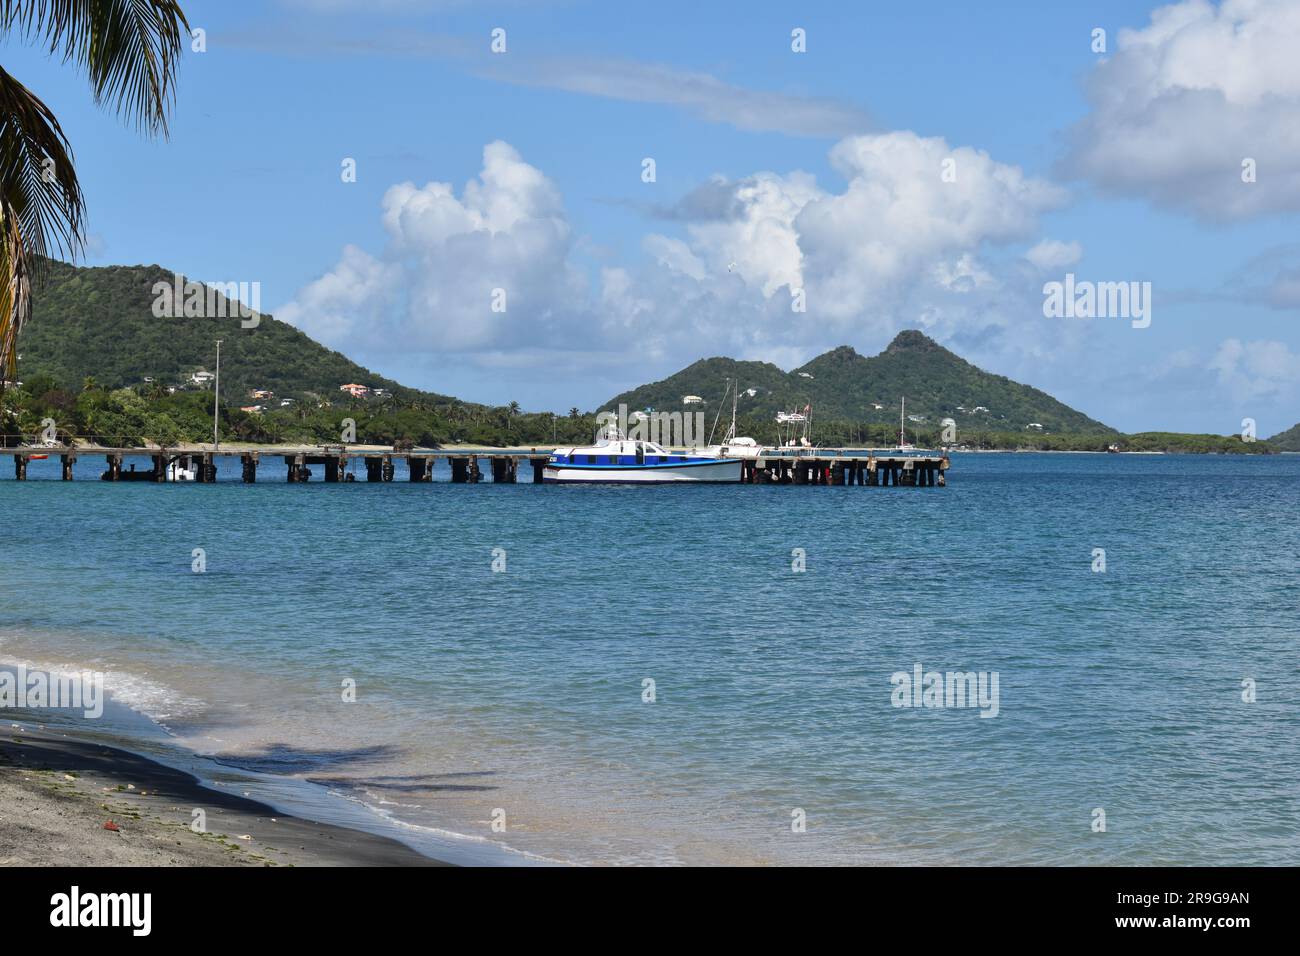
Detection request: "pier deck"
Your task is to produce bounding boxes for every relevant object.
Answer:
[0,446,949,486]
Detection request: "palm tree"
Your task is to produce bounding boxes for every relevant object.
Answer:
[0,1,190,396]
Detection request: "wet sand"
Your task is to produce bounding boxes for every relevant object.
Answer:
[0,729,447,867]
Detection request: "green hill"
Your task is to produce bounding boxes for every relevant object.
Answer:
[607,330,1116,434]
[16,259,456,406]
[1268,423,1300,451]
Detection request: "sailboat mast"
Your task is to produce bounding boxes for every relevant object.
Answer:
[900,396,905,447]
[730,382,738,441]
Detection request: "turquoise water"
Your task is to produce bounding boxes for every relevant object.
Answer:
[2,452,1297,865]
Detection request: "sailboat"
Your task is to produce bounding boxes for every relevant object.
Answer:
[894,397,925,453]
[703,379,766,459]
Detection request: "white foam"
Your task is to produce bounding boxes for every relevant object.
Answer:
[0,652,205,726]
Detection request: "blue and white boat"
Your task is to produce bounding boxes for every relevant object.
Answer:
[545,434,742,483]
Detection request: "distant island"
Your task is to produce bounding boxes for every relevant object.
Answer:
[0,259,1288,454]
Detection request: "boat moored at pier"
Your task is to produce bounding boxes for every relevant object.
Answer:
[545,436,742,483]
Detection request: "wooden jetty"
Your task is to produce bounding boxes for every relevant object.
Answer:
[0,445,949,486]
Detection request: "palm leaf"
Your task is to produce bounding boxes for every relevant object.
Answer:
[0,0,188,387]
[1,0,190,136]
[0,66,82,379]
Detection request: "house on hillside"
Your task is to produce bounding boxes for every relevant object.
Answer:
[682,395,704,404]
[190,370,215,387]
[339,383,370,398]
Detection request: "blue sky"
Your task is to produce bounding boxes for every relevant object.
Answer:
[5,0,1299,433]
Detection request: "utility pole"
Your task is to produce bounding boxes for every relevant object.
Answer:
[213,339,222,450]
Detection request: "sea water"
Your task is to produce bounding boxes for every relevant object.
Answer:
[1,452,1297,865]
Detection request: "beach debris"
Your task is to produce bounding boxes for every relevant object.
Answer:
[63,774,75,781]
[126,784,136,791]
[103,820,120,832]
[238,834,252,841]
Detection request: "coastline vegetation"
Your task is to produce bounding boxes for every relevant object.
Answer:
[0,377,1279,453]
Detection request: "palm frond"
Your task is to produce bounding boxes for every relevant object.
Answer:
[0,66,83,378]
[1,0,190,137]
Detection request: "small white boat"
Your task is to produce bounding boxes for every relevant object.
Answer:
[167,457,199,481]
[545,434,741,483]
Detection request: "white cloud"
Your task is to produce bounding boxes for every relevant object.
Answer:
[795,134,1066,325]
[1024,239,1083,272]
[1061,0,1300,220]
[276,245,399,346]
[1208,337,1300,402]
[480,58,872,138]
[678,171,821,296]
[641,235,705,281]
[279,141,588,357]
[279,134,1067,398]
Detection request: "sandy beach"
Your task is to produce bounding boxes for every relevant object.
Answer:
[0,729,446,867]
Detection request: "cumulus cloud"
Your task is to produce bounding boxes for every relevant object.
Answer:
[276,245,399,345]
[279,134,1068,396]
[279,141,589,357]
[1060,0,1300,221]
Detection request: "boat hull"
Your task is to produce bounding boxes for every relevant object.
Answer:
[544,458,742,483]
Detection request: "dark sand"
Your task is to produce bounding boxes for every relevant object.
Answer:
[0,729,447,866]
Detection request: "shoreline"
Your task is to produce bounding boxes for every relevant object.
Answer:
[0,728,449,867]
